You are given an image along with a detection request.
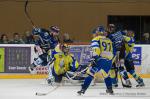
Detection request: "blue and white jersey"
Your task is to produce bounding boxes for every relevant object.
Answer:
[32,28,59,50]
[107,31,124,51]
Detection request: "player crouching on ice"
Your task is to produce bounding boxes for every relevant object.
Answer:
[77,26,114,95]
[48,44,87,84]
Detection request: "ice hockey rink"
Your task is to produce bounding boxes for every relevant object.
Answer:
[0,78,150,99]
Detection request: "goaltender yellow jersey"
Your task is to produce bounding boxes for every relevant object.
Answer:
[91,36,113,60]
[53,52,79,75]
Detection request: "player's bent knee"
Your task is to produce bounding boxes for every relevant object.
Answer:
[86,69,95,77]
[125,60,135,72]
[101,69,109,78]
[39,53,48,61]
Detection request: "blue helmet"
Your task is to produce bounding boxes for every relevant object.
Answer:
[97,26,105,32]
[92,25,105,34]
[32,28,41,35]
[32,28,49,35]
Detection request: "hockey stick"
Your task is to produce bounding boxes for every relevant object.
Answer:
[24,0,36,29]
[24,0,46,46]
[117,63,133,88]
[36,58,58,96]
[35,85,60,96]
[118,69,125,88]
[66,66,88,81]
[115,51,126,88]
[24,0,47,45]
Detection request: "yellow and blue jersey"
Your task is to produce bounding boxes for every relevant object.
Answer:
[53,52,79,75]
[87,36,114,77]
[91,36,113,60]
[124,36,135,59]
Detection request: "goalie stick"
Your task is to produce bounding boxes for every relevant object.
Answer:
[66,66,88,81]
[36,66,88,96]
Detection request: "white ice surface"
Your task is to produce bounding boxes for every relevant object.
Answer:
[0,78,150,99]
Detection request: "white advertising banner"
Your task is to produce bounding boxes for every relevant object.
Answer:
[137,45,150,74]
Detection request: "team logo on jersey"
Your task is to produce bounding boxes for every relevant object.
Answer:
[44,32,49,37]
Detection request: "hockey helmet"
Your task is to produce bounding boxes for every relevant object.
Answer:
[92,25,105,35]
[49,26,60,33]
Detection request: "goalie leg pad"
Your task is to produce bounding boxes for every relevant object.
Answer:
[52,67,63,83]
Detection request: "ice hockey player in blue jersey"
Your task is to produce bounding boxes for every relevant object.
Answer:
[32,26,60,51]
[107,24,131,88]
[29,26,60,82]
[77,26,114,95]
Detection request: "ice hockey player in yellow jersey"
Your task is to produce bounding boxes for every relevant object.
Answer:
[50,44,80,83]
[77,26,114,95]
[123,30,145,87]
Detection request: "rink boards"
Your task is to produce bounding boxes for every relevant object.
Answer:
[0,74,150,79]
[0,44,150,79]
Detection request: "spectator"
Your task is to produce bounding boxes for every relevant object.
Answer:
[141,32,150,44]
[63,33,74,43]
[10,33,25,44]
[0,34,9,44]
[23,31,34,44]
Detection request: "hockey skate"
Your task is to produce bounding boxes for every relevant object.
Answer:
[136,77,145,87]
[28,64,37,74]
[136,82,145,87]
[47,77,55,85]
[123,79,132,88]
[77,89,86,95]
[106,88,114,95]
[112,83,118,88]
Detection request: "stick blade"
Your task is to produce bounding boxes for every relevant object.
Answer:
[35,92,47,96]
[35,85,60,96]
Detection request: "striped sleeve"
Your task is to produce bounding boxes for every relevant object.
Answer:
[91,37,100,58]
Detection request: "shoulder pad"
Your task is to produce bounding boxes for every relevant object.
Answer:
[92,36,100,41]
[123,36,131,42]
[41,28,49,33]
[69,53,74,57]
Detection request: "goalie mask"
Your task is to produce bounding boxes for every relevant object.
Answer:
[61,44,70,54]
